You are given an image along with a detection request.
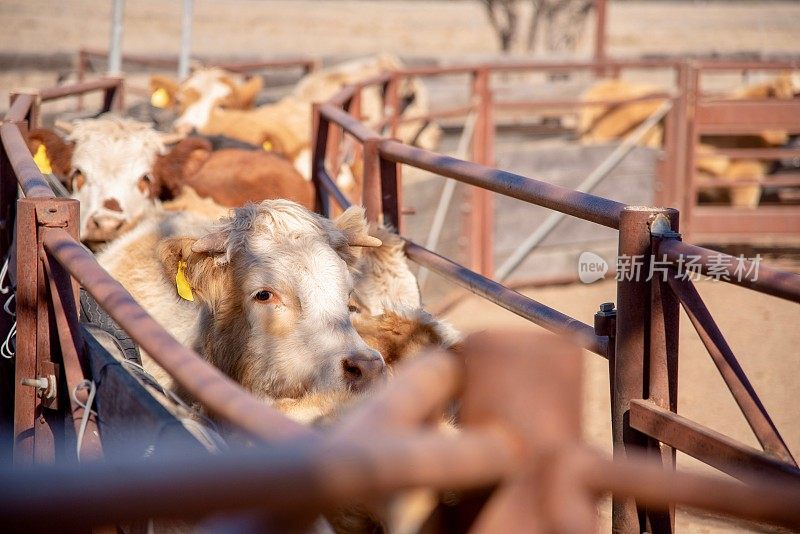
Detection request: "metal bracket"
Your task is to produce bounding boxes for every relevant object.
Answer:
[594,302,617,338]
[35,202,71,228]
[21,361,59,409]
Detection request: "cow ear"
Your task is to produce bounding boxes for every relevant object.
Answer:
[157,235,227,305]
[233,76,263,109]
[26,129,74,182]
[149,75,179,109]
[152,137,213,200]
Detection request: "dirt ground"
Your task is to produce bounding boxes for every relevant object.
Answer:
[2,1,799,531]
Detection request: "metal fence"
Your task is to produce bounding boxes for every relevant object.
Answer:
[312,59,800,532]
[0,58,799,532]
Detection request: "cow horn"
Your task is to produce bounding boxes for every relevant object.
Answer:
[191,232,227,254]
[54,120,74,134]
[348,235,382,247]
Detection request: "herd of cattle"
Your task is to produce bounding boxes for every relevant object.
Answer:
[22,57,798,439]
[578,71,800,208]
[25,55,457,442]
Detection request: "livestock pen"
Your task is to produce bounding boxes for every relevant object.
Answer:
[0,58,799,533]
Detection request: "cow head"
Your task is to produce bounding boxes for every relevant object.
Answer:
[150,68,263,133]
[158,201,387,399]
[27,118,213,244]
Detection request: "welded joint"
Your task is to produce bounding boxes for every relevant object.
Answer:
[649,213,681,239]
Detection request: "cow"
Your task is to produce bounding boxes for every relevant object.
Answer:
[97,201,388,401]
[26,117,312,244]
[578,73,800,208]
[150,55,442,190]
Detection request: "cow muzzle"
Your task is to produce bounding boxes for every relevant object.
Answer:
[84,213,126,243]
[341,349,386,391]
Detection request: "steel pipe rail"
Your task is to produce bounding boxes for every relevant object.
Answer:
[79,47,318,73]
[0,123,55,198]
[5,94,35,122]
[404,240,608,357]
[320,103,378,143]
[0,427,516,529]
[395,58,683,78]
[379,139,626,229]
[493,92,673,111]
[317,168,352,210]
[630,400,800,483]
[579,449,800,531]
[39,77,122,101]
[666,274,797,465]
[658,239,800,303]
[40,228,312,444]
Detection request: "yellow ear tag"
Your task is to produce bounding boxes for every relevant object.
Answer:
[151,87,170,109]
[176,260,194,301]
[33,144,52,174]
[261,140,273,151]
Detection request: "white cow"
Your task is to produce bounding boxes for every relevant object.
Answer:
[98,200,387,400]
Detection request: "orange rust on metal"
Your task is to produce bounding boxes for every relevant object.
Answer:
[469,68,495,277]
[0,123,54,198]
[13,200,38,464]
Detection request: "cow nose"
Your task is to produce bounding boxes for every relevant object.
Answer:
[102,198,123,213]
[341,350,386,390]
[90,215,124,233]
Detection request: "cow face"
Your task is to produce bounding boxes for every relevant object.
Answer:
[159,201,387,399]
[27,119,212,244]
[151,68,263,133]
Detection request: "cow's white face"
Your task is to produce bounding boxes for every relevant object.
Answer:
[67,118,165,243]
[172,68,233,133]
[165,201,386,399]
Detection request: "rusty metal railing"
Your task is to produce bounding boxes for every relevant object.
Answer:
[1,57,799,532]
[312,59,800,533]
[1,82,311,466]
[2,332,799,531]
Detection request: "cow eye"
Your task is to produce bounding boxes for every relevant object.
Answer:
[254,290,273,302]
[348,304,360,313]
[70,168,86,191]
[137,174,154,195]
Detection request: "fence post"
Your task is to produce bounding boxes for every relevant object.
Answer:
[680,63,698,240]
[647,210,680,533]
[468,68,494,277]
[613,206,678,533]
[10,92,40,130]
[385,74,400,140]
[362,138,382,224]
[0,140,18,460]
[378,146,401,232]
[310,103,331,218]
[76,49,87,111]
[102,77,125,114]
[13,199,42,464]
